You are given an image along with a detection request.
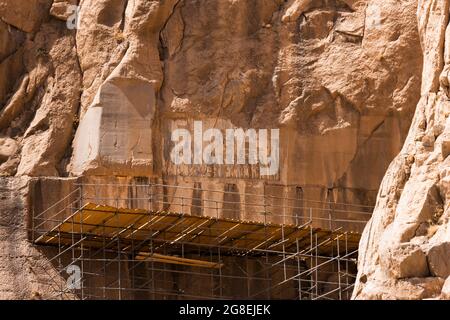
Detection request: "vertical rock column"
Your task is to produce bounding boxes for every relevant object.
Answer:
[70,0,180,177]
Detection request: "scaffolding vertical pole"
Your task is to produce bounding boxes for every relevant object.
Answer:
[309,208,314,299]
[58,220,63,299]
[296,238,301,300]
[266,251,270,300]
[264,200,269,300]
[295,238,302,300]
[246,256,251,298]
[314,233,318,299]
[218,245,223,298]
[118,236,122,300]
[131,225,136,299]
[80,199,85,300]
[115,198,122,300]
[282,200,287,283]
[282,224,287,282]
[210,247,214,298]
[162,246,167,299]
[345,232,349,299]
[150,238,155,300]
[70,206,76,298]
[103,221,106,300]
[337,234,342,300]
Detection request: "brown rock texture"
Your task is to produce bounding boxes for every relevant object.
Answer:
[0,0,422,205]
[0,0,443,300]
[0,177,73,299]
[353,0,450,300]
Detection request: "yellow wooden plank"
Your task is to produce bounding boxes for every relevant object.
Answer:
[35,202,362,255]
[136,252,224,269]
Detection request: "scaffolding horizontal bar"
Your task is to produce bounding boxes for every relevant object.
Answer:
[34,203,362,257]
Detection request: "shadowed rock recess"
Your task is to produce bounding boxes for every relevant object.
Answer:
[0,0,446,300]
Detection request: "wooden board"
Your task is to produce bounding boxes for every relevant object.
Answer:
[34,203,362,257]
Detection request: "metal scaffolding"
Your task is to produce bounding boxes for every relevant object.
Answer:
[31,183,372,300]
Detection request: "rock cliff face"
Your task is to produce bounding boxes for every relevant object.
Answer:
[0,0,445,300]
[0,0,422,205]
[353,0,450,300]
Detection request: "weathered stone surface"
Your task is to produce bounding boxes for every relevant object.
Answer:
[0,0,446,300]
[0,177,76,299]
[50,0,79,21]
[357,276,444,300]
[0,17,25,111]
[15,22,82,177]
[428,242,450,278]
[441,276,450,299]
[380,244,429,279]
[353,0,450,300]
[0,0,52,33]
[0,137,17,162]
[0,0,422,210]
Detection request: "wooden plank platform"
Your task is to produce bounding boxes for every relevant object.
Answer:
[34,203,362,257]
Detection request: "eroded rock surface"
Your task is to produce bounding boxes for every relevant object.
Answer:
[353,0,450,300]
[0,0,445,300]
[0,0,422,208]
[0,177,74,299]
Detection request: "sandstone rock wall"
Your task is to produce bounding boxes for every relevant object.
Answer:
[0,177,73,299]
[0,0,441,300]
[0,0,422,208]
[353,0,450,300]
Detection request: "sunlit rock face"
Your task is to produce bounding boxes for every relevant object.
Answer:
[353,0,450,300]
[1,0,421,206]
[155,0,421,208]
[2,0,445,300]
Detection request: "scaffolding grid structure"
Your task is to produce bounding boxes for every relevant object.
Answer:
[31,183,373,300]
